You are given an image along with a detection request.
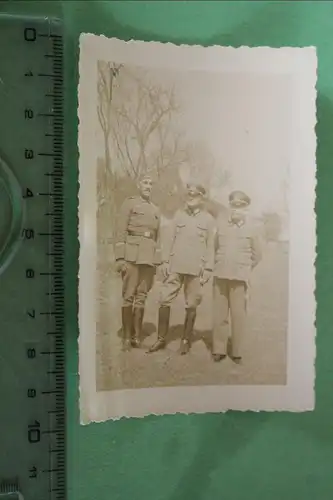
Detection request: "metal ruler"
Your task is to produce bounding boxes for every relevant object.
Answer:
[0,16,65,500]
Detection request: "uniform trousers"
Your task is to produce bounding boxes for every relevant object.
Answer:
[122,262,155,308]
[212,278,247,357]
[159,273,202,309]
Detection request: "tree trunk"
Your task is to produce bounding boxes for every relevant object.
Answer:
[104,132,111,174]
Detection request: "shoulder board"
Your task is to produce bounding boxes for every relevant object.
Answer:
[121,196,138,208]
[125,196,140,205]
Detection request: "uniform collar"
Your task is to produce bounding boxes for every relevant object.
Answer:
[186,207,201,216]
[139,195,151,204]
[228,217,245,227]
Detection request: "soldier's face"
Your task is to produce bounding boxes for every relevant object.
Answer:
[186,189,203,209]
[139,178,153,199]
[230,200,248,221]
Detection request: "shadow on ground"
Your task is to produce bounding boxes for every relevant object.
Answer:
[116,322,239,355]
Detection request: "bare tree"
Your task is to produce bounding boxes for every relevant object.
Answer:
[181,140,231,195]
[96,62,123,263]
[109,67,187,181]
[97,61,122,173]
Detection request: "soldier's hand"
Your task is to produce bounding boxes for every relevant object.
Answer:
[200,269,212,286]
[115,259,126,274]
[160,262,170,281]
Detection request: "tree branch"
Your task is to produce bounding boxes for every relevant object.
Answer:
[97,105,107,134]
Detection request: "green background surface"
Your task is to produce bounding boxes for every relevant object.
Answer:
[1,1,332,499]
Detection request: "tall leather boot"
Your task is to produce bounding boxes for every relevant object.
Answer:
[121,306,133,352]
[180,308,196,355]
[132,307,144,348]
[147,306,171,353]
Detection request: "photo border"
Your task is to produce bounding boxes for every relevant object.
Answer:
[78,34,317,423]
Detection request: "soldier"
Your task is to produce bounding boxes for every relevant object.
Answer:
[148,182,215,355]
[115,174,162,351]
[212,190,262,363]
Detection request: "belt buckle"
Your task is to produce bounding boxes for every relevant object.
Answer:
[144,231,150,238]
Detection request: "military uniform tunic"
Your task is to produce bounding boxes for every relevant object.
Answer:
[212,215,261,357]
[159,208,215,309]
[115,196,162,308]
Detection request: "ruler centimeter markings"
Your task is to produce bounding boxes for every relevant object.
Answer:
[0,17,65,500]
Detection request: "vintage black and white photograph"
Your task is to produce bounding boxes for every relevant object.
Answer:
[78,35,316,423]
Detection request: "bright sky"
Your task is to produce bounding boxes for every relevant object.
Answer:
[97,65,292,216]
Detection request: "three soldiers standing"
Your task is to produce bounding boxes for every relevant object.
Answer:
[115,176,261,362]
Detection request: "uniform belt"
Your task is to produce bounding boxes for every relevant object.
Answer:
[128,230,155,239]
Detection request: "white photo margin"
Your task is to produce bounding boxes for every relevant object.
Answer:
[78,34,317,423]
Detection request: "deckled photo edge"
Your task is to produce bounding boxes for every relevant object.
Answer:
[77,34,317,423]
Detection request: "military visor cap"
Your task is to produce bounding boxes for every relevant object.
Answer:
[228,190,251,206]
[139,174,154,182]
[186,183,206,196]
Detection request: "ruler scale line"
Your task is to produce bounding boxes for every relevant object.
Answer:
[0,19,66,500]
